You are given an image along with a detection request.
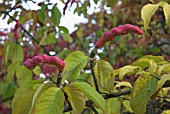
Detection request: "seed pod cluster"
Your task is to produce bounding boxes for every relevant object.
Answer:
[95,24,144,48]
[24,54,65,72]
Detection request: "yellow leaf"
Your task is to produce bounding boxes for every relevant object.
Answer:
[157,74,170,90]
[141,4,159,30]
[64,85,86,114]
[115,81,132,88]
[163,4,170,25]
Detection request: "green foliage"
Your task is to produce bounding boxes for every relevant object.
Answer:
[107,98,121,114]
[60,32,73,43]
[38,5,47,23]
[163,4,170,25]
[32,87,64,114]
[51,5,61,26]
[73,82,107,112]
[141,1,170,30]
[63,51,89,82]
[12,80,44,114]
[64,85,86,114]
[94,59,114,92]
[1,0,170,114]
[16,65,32,86]
[141,4,159,31]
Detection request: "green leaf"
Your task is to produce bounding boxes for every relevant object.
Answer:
[4,81,15,98]
[158,64,170,75]
[45,33,57,44]
[119,65,140,80]
[149,0,155,3]
[0,81,8,96]
[33,66,41,76]
[107,0,118,8]
[30,83,56,114]
[163,4,170,25]
[38,5,47,23]
[3,42,12,65]
[59,26,69,34]
[73,82,107,112]
[63,51,89,82]
[115,81,132,88]
[57,49,73,59]
[16,65,32,86]
[123,100,133,113]
[4,63,20,83]
[148,60,157,74]
[141,4,159,30]
[130,74,158,114]
[157,1,168,7]
[94,59,113,88]
[12,80,44,114]
[131,55,164,68]
[11,44,24,63]
[32,87,64,114]
[157,74,170,90]
[60,32,73,43]
[64,85,86,114]
[51,5,61,26]
[107,98,121,114]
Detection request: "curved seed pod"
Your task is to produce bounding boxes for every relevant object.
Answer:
[95,24,144,48]
[24,54,65,72]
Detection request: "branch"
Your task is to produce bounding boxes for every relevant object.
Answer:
[0,96,13,104]
[5,11,50,55]
[103,89,131,99]
[63,89,131,112]
[89,48,99,92]
[86,100,99,114]
[56,71,62,87]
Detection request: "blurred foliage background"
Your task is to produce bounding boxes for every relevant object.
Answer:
[0,0,170,113]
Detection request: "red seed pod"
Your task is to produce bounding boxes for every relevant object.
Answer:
[95,24,144,48]
[24,54,65,72]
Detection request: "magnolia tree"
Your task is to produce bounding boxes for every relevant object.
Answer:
[0,0,170,114]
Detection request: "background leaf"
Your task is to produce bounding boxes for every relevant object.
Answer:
[11,43,24,63]
[60,32,73,43]
[163,4,170,25]
[51,5,61,26]
[38,5,47,23]
[141,4,159,30]
[16,65,32,86]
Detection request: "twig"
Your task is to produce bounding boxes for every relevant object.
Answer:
[86,100,99,114]
[103,89,131,99]
[0,96,13,104]
[89,48,99,92]
[56,71,62,87]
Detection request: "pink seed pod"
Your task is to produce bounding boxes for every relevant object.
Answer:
[24,54,65,72]
[95,24,144,48]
